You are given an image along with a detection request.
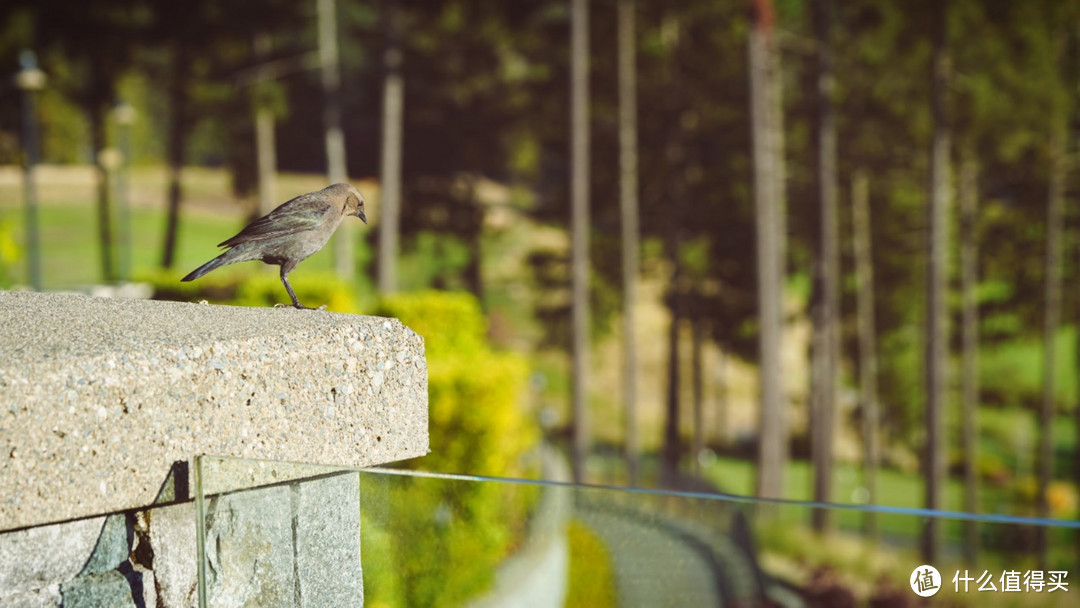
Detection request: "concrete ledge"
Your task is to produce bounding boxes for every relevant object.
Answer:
[0,290,429,532]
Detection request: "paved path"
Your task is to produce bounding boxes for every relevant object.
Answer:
[578,507,725,608]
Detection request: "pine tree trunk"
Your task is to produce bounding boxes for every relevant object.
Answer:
[715,347,728,446]
[923,0,951,563]
[811,0,838,532]
[1075,212,1080,567]
[692,313,704,477]
[662,208,681,484]
[253,35,278,217]
[318,0,352,278]
[959,154,979,564]
[90,92,114,282]
[852,171,879,538]
[161,45,188,270]
[378,0,404,295]
[617,0,641,486]
[464,177,484,302]
[570,0,591,483]
[255,108,277,215]
[661,16,686,484]
[1038,123,1066,567]
[750,0,785,500]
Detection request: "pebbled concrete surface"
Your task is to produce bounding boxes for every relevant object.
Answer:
[0,290,429,532]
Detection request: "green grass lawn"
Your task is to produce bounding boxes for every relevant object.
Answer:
[702,456,966,540]
[0,168,357,289]
[702,456,1077,572]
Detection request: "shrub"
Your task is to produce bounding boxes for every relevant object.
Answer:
[139,268,358,312]
[364,290,538,607]
[0,217,21,289]
[375,290,536,477]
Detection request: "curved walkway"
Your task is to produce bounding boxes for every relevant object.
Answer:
[578,506,726,607]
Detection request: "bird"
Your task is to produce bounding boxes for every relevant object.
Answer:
[182,183,367,310]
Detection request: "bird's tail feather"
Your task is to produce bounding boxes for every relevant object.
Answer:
[182,252,229,282]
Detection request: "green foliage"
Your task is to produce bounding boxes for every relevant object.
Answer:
[364,291,538,607]
[37,87,89,164]
[138,268,358,312]
[396,232,472,292]
[111,71,167,165]
[356,519,405,608]
[375,290,536,476]
[0,216,21,288]
[979,408,1077,482]
[979,326,1077,408]
[564,519,617,608]
[527,241,622,349]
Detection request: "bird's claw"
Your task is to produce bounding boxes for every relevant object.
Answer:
[275,302,327,311]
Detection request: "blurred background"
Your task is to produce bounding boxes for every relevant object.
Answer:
[1,0,1079,599]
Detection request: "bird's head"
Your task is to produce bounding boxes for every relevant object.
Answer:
[332,183,368,224]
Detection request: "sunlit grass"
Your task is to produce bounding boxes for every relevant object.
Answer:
[0,166,368,289]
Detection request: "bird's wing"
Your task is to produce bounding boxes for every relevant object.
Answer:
[218,193,333,247]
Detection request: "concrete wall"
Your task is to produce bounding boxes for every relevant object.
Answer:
[0,291,429,607]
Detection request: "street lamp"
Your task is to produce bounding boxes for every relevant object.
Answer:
[113,100,136,281]
[15,49,45,291]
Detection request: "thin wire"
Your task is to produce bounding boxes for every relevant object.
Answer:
[194,454,1080,531]
[359,466,1080,530]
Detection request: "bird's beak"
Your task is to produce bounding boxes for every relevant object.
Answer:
[358,209,368,224]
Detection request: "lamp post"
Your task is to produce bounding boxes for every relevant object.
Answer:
[113,101,136,281]
[15,49,45,291]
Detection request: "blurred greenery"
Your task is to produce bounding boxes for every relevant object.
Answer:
[703,454,1075,541]
[0,215,20,288]
[139,268,359,312]
[361,291,539,607]
[980,326,1078,409]
[376,290,537,476]
[2,0,1080,590]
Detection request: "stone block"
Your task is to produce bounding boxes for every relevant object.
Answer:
[60,570,136,608]
[143,504,196,608]
[295,472,363,607]
[78,514,129,577]
[0,291,429,532]
[0,518,103,598]
[204,485,294,607]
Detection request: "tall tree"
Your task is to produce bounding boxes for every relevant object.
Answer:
[87,59,116,282]
[160,43,190,270]
[851,170,879,538]
[27,0,143,279]
[617,0,641,486]
[318,0,352,278]
[923,0,951,564]
[570,0,591,483]
[1037,121,1066,566]
[661,13,686,485]
[810,0,839,532]
[691,313,705,476]
[378,0,404,294]
[663,208,682,482]
[253,34,278,217]
[1076,192,1080,568]
[958,153,979,563]
[750,0,786,500]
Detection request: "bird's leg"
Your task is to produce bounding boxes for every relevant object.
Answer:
[278,270,325,311]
